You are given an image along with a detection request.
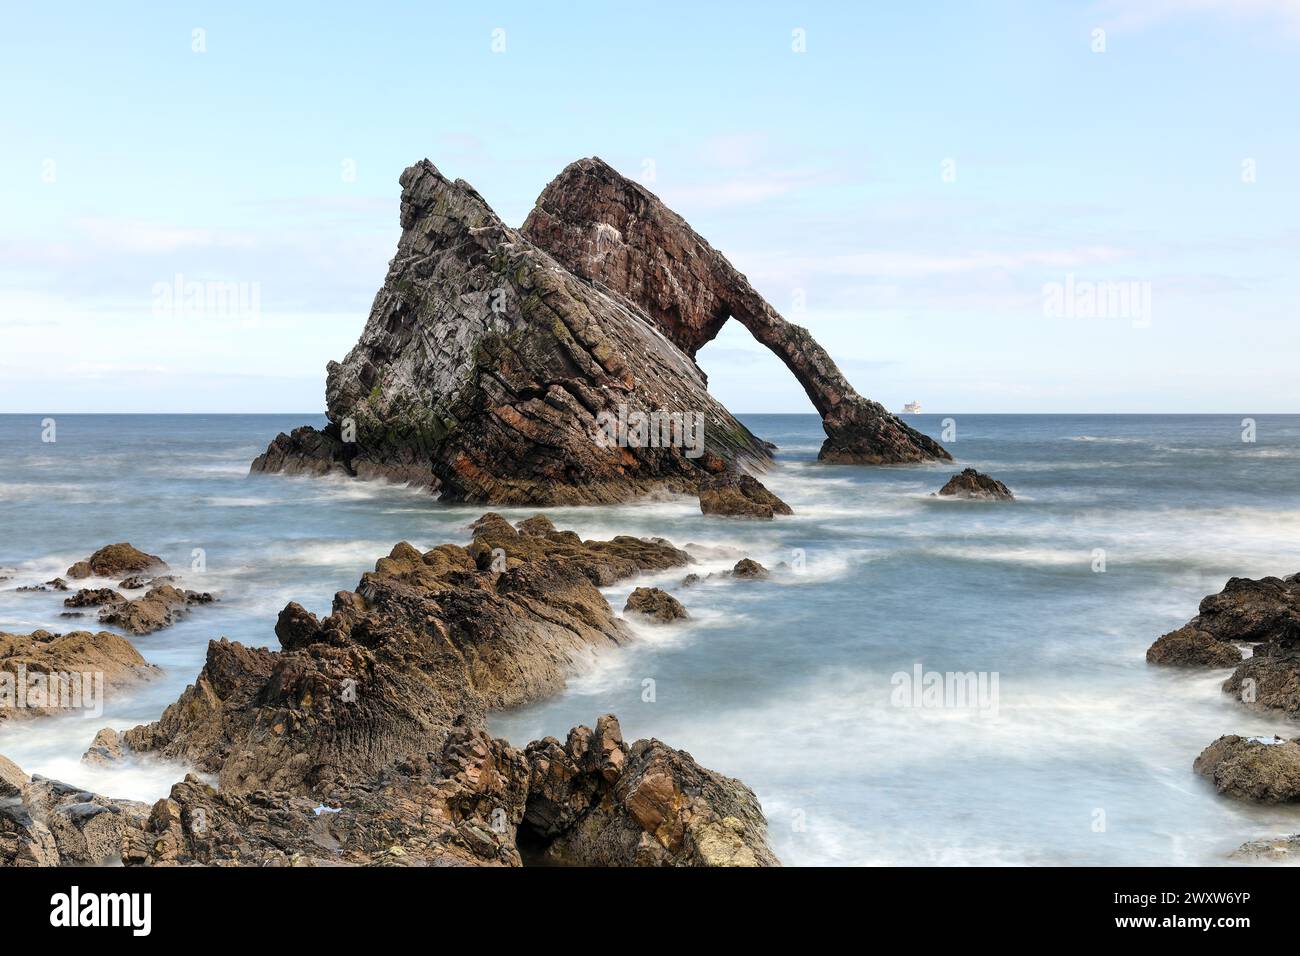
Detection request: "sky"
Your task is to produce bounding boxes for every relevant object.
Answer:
[1,0,1298,414]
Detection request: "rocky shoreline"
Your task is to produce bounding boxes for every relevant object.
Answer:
[0,517,781,867]
[1146,571,1300,856]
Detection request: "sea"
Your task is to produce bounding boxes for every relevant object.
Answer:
[2,412,1298,865]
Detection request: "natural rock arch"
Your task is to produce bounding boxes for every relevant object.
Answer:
[522,157,950,464]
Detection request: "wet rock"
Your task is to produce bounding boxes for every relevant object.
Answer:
[118,575,151,590]
[624,587,688,623]
[699,473,793,519]
[1223,646,1300,718]
[1231,833,1300,861]
[97,584,214,635]
[274,601,322,652]
[524,156,949,467]
[0,767,60,866]
[66,543,167,580]
[465,512,690,586]
[82,727,126,767]
[1146,626,1243,667]
[17,578,68,593]
[524,717,778,867]
[0,754,26,798]
[936,468,1014,500]
[121,715,775,868]
[1193,735,1300,802]
[252,159,779,505]
[63,587,126,608]
[21,775,149,865]
[731,559,769,580]
[0,629,160,722]
[1197,574,1300,643]
[1146,573,1300,670]
[119,516,684,795]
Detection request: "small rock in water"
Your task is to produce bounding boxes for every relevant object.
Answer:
[698,474,793,520]
[935,468,1014,501]
[82,728,126,767]
[63,588,126,609]
[731,559,769,580]
[66,543,168,580]
[624,587,688,623]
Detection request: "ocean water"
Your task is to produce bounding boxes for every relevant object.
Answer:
[2,412,1299,865]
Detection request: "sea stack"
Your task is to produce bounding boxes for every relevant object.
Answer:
[252,157,948,505]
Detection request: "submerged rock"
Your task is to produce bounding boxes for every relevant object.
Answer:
[624,587,688,623]
[252,159,779,506]
[1193,735,1300,803]
[66,543,167,580]
[936,468,1014,501]
[523,156,949,467]
[698,473,792,519]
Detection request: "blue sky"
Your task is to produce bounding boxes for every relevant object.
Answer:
[2,0,1298,413]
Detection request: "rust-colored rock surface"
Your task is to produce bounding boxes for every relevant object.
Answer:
[523,157,951,465]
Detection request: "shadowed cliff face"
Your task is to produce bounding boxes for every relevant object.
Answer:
[522,157,951,465]
[252,159,777,504]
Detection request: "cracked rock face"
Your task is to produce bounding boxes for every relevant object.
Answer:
[523,157,951,465]
[253,160,775,505]
[118,514,691,795]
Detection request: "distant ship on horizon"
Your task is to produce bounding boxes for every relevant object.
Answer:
[901,401,922,414]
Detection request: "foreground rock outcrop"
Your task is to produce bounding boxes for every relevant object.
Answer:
[6,516,777,867]
[936,468,1014,501]
[523,157,950,466]
[117,715,775,867]
[0,629,159,722]
[0,757,149,866]
[117,514,689,795]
